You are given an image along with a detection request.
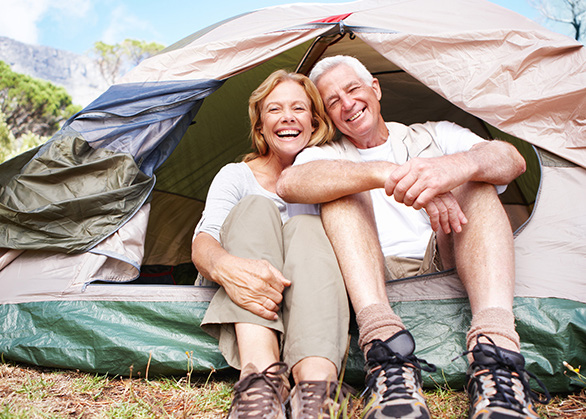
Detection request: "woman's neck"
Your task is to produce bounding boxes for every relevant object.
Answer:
[246,153,292,193]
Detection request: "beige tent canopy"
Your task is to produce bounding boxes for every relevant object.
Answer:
[1,0,584,391]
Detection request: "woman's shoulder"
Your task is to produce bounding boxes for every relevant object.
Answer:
[214,162,252,180]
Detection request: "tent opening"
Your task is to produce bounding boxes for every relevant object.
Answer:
[98,31,542,287]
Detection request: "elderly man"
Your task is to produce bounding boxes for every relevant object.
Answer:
[277,56,549,419]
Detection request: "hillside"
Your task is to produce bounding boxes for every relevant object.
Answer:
[0,36,109,107]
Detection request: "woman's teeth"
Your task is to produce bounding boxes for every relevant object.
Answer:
[277,130,300,137]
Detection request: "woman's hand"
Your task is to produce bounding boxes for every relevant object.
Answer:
[192,232,290,321]
[213,253,291,321]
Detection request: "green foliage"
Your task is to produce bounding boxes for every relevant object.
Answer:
[92,39,165,84]
[0,61,79,163]
[0,61,81,138]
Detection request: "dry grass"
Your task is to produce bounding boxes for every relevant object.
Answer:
[1,360,585,418]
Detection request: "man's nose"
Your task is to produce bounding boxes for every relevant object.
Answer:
[340,93,354,110]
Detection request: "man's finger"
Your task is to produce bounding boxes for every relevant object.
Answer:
[434,197,452,234]
[426,201,441,232]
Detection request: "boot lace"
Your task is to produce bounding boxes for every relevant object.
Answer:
[364,339,436,403]
[230,362,288,418]
[461,334,551,414]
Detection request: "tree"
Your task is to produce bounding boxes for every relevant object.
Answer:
[93,41,124,85]
[92,39,165,85]
[122,39,165,67]
[0,61,81,163]
[0,113,46,163]
[531,0,586,41]
[0,61,81,138]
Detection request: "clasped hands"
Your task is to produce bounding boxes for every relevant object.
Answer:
[384,155,470,234]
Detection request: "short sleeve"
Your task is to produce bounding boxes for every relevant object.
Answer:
[193,164,245,242]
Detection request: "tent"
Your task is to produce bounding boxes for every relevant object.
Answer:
[1,0,584,392]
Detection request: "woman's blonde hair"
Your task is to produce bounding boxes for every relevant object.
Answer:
[243,70,335,162]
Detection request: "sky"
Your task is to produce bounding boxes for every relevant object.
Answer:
[0,0,574,55]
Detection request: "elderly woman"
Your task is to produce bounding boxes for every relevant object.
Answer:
[191,70,350,419]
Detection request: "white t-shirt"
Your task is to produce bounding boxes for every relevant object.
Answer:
[294,121,502,259]
[194,162,318,242]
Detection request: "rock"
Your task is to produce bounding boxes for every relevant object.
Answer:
[0,36,109,108]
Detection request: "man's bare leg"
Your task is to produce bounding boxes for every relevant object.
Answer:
[321,192,405,350]
[438,181,519,353]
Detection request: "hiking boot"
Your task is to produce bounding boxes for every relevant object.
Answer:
[465,335,551,419]
[362,330,436,419]
[290,379,355,419]
[228,362,290,419]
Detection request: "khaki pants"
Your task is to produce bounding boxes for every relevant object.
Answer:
[201,195,350,371]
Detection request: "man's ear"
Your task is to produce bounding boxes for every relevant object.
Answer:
[372,78,382,101]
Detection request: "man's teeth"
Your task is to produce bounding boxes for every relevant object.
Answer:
[277,130,300,137]
[348,109,363,122]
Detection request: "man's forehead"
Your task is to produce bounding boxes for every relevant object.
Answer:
[319,67,364,98]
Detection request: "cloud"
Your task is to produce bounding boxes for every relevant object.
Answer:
[0,0,48,44]
[0,0,92,44]
[101,5,160,44]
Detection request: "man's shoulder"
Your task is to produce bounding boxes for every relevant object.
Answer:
[296,134,362,163]
[386,120,446,136]
[385,121,446,162]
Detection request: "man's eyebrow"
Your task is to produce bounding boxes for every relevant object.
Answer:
[324,81,360,104]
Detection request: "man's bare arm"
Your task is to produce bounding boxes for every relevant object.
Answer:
[277,158,467,234]
[277,160,394,204]
[385,140,526,210]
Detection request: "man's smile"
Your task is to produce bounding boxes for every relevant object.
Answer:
[347,108,364,122]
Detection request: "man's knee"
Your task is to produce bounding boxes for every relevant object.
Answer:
[455,181,503,214]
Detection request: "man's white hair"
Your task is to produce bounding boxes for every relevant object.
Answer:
[308,55,374,85]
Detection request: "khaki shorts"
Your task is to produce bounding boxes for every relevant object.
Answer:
[384,233,444,281]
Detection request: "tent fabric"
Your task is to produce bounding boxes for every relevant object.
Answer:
[67,79,223,176]
[0,0,584,392]
[0,297,583,393]
[0,79,223,253]
[0,130,154,253]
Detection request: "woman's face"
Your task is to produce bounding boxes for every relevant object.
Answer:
[259,80,315,163]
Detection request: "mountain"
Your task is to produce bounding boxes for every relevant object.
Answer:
[0,36,109,107]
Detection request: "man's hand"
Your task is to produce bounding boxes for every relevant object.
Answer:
[424,192,468,234]
[213,254,291,321]
[384,155,471,210]
[384,155,471,234]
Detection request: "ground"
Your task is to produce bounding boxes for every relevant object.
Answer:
[1,360,584,418]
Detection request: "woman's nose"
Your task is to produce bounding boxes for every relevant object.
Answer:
[281,111,295,122]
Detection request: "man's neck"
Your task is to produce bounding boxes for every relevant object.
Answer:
[348,121,389,149]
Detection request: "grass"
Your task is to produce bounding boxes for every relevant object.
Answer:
[1,360,585,418]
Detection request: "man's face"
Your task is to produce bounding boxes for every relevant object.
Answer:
[315,64,383,148]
